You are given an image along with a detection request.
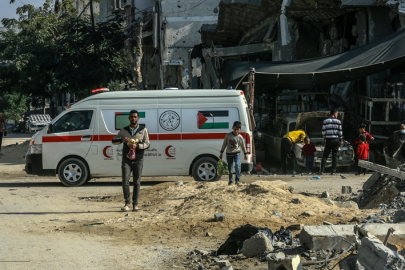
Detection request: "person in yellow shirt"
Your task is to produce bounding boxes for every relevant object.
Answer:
[281,129,306,174]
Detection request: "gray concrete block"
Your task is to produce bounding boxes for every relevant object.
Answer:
[358,234,405,270]
[215,213,225,222]
[341,186,352,194]
[300,224,405,251]
[267,254,302,270]
[241,232,273,258]
[362,172,381,191]
[299,225,357,251]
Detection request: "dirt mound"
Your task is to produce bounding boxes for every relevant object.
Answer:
[1,140,30,162]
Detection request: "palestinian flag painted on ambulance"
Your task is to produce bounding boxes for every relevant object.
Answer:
[198,111,229,129]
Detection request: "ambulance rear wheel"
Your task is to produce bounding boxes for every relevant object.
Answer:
[192,157,221,182]
[58,158,89,187]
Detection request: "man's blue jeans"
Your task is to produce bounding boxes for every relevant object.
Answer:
[226,154,241,183]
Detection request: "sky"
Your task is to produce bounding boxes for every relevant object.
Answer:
[0,0,54,26]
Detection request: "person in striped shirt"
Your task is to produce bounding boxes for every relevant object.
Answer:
[320,109,343,175]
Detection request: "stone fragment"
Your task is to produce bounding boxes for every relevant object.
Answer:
[341,186,352,194]
[323,221,333,225]
[195,249,209,256]
[217,260,231,267]
[335,201,358,209]
[393,209,405,223]
[302,211,316,217]
[266,252,286,261]
[176,181,184,186]
[214,213,225,222]
[363,172,381,191]
[206,232,213,237]
[320,198,334,205]
[321,191,329,198]
[289,224,304,230]
[198,264,204,270]
[267,254,302,270]
[291,198,301,204]
[241,232,273,258]
[358,234,405,270]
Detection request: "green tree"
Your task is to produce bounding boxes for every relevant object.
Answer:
[0,0,131,110]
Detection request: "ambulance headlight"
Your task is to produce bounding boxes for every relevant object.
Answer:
[30,144,42,154]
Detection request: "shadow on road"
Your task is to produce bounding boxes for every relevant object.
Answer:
[0,180,171,188]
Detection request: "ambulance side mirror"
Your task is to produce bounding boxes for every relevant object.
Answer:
[47,124,53,134]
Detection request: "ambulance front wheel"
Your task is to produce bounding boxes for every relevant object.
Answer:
[192,157,221,182]
[58,158,89,187]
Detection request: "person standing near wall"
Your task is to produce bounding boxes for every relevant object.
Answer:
[320,109,343,175]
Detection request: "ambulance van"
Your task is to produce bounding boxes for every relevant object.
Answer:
[25,89,254,186]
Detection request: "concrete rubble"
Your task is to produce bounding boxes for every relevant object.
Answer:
[241,232,274,258]
[267,254,302,270]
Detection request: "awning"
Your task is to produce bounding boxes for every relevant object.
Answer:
[222,28,405,89]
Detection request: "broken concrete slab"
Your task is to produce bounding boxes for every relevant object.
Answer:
[267,254,302,270]
[363,172,381,191]
[393,209,405,223]
[241,232,273,258]
[266,252,285,261]
[358,234,405,270]
[320,198,334,205]
[299,225,357,251]
[300,223,405,251]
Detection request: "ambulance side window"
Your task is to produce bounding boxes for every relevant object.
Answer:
[53,111,93,133]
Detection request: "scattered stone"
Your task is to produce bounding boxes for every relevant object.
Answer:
[217,260,231,267]
[206,232,213,237]
[214,213,225,222]
[393,209,405,223]
[341,186,352,194]
[302,211,316,217]
[176,181,184,186]
[289,224,304,230]
[275,242,286,249]
[267,254,302,270]
[320,198,334,205]
[198,264,204,270]
[158,208,167,212]
[321,191,329,198]
[335,201,359,209]
[337,213,343,217]
[266,252,286,261]
[288,186,294,193]
[125,213,130,217]
[358,234,405,270]
[241,232,274,258]
[221,266,233,270]
[323,221,333,225]
[291,198,302,204]
[195,249,209,256]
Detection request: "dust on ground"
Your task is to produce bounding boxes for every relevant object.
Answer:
[62,180,373,269]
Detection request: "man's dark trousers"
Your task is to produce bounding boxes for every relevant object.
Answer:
[0,132,3,153]
[281,137,293,174]
[122,158,143,206]
[320,139,340,173]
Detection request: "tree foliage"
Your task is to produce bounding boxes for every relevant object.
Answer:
[0,0,131,114]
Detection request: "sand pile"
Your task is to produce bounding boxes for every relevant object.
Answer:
[1,140,30,162]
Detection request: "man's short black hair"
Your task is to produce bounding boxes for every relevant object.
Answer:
[358,123,366,129]
[129,110,139,116]
[330,108,338,115]
[233,121,242,129]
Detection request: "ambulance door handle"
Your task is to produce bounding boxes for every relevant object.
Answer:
[81,135,91,141]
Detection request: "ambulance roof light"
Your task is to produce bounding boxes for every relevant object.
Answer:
[91,87,110,94]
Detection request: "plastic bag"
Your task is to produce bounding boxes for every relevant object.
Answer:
[126,149,136,160]
[217,160,229,176]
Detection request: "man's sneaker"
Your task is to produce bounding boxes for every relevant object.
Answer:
[133,205,141,211]
[228,181,233,185]
[121,204,131,211]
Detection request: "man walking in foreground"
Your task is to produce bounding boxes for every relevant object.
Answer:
[112,110,150,211]
[320,109,343,175]
[0,113,7,156]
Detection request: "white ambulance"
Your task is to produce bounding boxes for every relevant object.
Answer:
[25,89,254,186]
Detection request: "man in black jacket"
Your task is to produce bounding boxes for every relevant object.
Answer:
[112,110,150,211]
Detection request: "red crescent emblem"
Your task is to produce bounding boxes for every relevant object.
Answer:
[165,145,174,158]
[103,146,113,158]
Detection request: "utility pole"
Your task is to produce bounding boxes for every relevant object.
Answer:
[89,0,101,93]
